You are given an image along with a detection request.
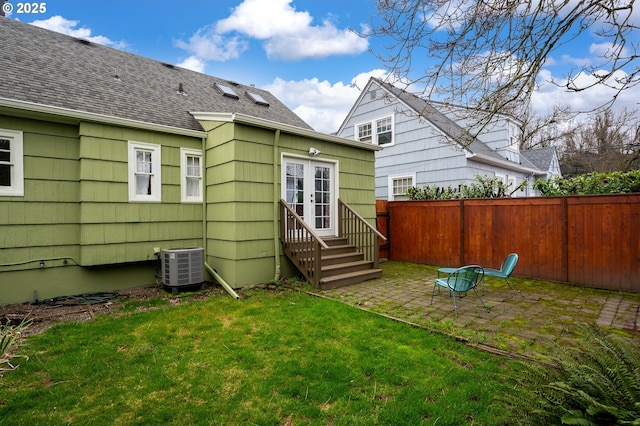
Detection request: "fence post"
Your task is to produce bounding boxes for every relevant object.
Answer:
[459,199,465,265]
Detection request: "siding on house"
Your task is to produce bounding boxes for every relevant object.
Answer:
[200,119,377,287]
[0,18,380,305]
[338,79,542,199]
[0,116,80,271]
[77,122,204,265]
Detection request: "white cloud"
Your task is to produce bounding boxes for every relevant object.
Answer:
[176,0,368,63]
[174,27,248,62]
[263,69,387,133]
[215,0,312,38]
[29,16,127,49]
[532,68,639,116]
[176,56,206,73]
[264,22,368,60]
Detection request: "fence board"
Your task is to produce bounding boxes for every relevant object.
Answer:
[377,194,640,293]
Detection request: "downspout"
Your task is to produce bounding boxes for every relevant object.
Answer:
[200,134,240,299]
[273,129,281,281]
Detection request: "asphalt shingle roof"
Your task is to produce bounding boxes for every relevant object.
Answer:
[0,17,313,132]
[520,147,557,172]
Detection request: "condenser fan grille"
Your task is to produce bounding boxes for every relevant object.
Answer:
[161,248,204,287]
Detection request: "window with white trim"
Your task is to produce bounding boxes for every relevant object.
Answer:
[128,141,161,202]
[357,122,372,143]
[388,173,415,200]
[376,117,393,145]
[355,115,394,146]
[181,148,202,203]
[0,129,24,197]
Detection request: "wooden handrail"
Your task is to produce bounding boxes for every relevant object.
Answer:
[279,199,328,287]
[279,200,329,248]
[338,199,387,241]
[338,199,385,269]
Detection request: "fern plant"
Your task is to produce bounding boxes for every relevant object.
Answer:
[499,325,640,425]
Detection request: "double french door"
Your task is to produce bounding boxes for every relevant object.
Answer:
[283,158,336,237]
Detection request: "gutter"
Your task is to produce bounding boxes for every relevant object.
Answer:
[466,152,542,175]
[0,97,207,139]
[190,112,383,152]
[200,135,240,300]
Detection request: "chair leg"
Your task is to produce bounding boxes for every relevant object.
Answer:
[472,288,490,313]
[430,283,437,305]
[451,291,458,318]
[505,278,524,298]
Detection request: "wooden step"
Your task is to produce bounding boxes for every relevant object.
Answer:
[320,252,364,266]
[321,260,374,277]
[321,244,358,255]
[321,237,348,247]
[319,269,382,290]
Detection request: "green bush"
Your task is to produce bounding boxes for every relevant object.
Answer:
[407,174,527,200]
[500,325,640,425]
[533,170,640,196]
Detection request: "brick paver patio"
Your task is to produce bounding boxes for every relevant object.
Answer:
[316,261,640,358]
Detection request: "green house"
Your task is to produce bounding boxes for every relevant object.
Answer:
[0,18,382,305]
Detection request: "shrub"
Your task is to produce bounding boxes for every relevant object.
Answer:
[533,170,640,196]
[500,325,640,425]
[407,174,527,200]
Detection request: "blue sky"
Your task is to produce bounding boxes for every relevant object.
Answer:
[5,0,639,133]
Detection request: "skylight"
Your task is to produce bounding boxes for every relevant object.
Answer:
[215,83,239,99]
[246,91,270,107]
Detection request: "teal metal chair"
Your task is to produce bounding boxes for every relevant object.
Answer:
[484,253,523,298]
[431,265,489,318]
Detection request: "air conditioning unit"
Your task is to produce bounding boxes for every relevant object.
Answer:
[161,248,204,291]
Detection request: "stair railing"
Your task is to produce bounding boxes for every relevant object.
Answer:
[279,199,329,287]
[338,199,387,269]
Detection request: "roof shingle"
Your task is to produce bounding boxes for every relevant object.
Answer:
[0,18,313,132]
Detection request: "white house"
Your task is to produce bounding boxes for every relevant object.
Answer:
[337,78,559,200]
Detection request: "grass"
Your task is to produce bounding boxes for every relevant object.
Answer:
[0,287,522,425]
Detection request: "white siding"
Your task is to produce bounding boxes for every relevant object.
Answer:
[338,80,533,199]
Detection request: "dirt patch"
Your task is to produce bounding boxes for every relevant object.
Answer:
[0,282,234,336]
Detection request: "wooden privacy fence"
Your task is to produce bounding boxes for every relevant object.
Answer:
[376,194,640,293]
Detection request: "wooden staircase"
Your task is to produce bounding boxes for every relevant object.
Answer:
[280,199,386,290]
[318,237,382,290]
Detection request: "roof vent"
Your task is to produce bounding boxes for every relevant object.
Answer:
[176,82,186,96]
[215,82,239,99]
[162,62,175,69]
[76,38,91,45]
[246,91,269,107]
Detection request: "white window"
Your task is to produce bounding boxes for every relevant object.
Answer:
[0,129,24,197]
[388,173,415,200]
[355,115,394,146]
[181,148,203,203]
[376,117,393,146]
[357,123,372,143]
[128,141,161,202]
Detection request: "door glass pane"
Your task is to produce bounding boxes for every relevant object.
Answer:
[314,165,331,229]
[286,162,305,218]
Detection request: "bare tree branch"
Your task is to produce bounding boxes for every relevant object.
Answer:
[366,0,639,130]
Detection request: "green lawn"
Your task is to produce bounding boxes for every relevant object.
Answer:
[0,288,523,425]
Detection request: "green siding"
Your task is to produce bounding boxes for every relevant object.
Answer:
[202,120,377,289]
[1,110,376,304]
[0,263,157,305]
[0,114,206,304]
[77,122,204,266]
[0,116,81,290]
